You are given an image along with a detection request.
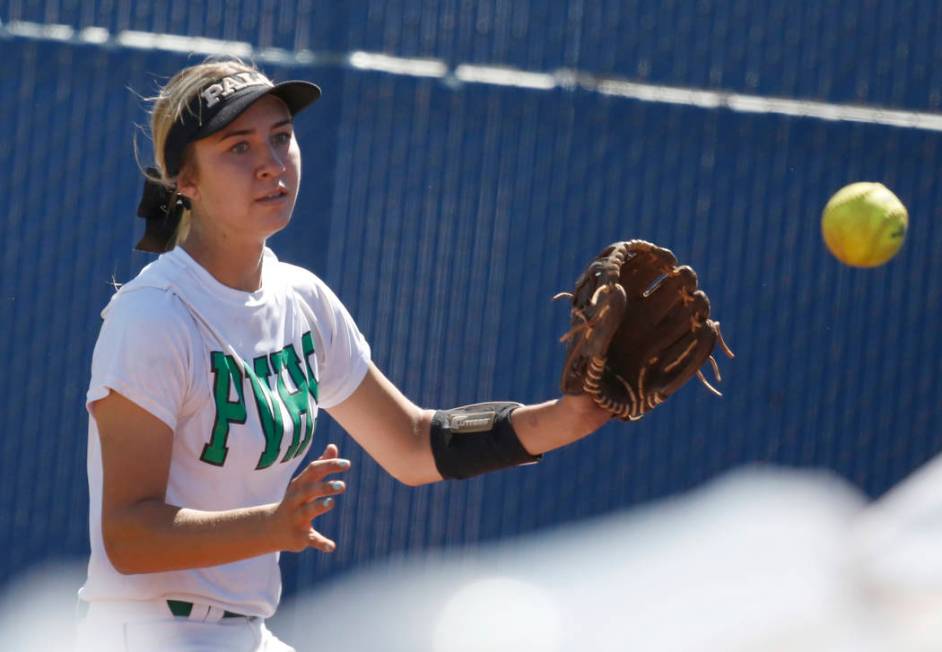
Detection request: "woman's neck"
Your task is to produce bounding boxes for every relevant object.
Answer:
[180,235,266,293]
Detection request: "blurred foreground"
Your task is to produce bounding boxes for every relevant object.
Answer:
[6,459,942,651]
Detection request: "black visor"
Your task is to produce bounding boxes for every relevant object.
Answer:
[163,71,320,177]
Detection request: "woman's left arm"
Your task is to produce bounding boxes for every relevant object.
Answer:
[325,362,610,486]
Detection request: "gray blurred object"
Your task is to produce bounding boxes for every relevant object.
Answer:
[852,453,942,648]
[270,465,924,652]
[7,461,942,650]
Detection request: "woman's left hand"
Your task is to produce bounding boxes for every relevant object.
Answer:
[557,392,612,433]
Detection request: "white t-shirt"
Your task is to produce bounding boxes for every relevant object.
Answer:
[79,246,371,618]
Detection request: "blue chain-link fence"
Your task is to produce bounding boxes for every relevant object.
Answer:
[1,2,940,599]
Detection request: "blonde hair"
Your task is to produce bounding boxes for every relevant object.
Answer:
[142,58,261,248]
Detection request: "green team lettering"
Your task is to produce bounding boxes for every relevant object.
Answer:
[201,352,247,466]
[302,331,319,402]
[270,344,315,461]
[202,331,320,468]
[246,356,285,470]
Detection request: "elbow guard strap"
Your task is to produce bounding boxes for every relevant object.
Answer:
[430,402,542,480]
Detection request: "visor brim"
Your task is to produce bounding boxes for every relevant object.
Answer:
[195,80,321,140]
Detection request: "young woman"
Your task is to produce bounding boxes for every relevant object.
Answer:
[76,58,610,651]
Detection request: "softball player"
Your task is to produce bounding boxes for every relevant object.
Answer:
[77,58,609,651]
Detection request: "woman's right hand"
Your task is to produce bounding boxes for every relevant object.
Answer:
[268,443,350,553]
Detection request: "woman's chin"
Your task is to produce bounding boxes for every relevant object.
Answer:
[254,204,295,234]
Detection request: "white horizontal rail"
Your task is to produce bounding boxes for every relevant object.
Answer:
[4,19,942,132]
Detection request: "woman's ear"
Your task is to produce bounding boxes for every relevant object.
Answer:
[174,159,199,203]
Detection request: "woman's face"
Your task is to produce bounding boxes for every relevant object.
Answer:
[179,94,301,244]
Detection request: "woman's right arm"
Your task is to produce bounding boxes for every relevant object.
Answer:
[92,390,348,574]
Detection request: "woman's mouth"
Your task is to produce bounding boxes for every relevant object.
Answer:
[255,188,289,204]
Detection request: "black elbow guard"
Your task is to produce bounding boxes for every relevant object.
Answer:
[430,402,542,480]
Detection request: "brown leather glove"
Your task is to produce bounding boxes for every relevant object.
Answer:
[557,240,733,421]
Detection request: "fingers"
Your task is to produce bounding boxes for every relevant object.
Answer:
[294,456,351,484]
[273,444,350,554]
[317,443,339,460]
[284,480,346,554]
[288,476,347,507]
[307,527,336,553]
[302,494,341,553]
[299,478,347,501]
[302,492,340,519]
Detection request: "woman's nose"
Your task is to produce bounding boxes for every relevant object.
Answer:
[257,146,287,178]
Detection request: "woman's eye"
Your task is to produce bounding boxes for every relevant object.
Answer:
[273,132,292,146]
[230,142,249,154]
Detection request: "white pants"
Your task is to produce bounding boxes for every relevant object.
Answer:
[74,600,295,652]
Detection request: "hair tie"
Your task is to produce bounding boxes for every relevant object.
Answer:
[135,168,190,253]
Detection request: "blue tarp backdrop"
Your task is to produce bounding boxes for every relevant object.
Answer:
[1,1,940,599]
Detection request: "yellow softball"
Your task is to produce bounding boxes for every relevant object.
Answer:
[821,182,908,268]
